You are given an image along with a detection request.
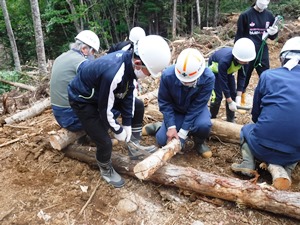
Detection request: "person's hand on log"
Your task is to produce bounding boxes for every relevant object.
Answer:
[166,126,179,143]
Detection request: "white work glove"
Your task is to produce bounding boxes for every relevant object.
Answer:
[178,129,189,140]
[267,25,278,36]
[235,96,241,106]
[123,125,132,142]
[228,101,238,112]
[114,129,127,142]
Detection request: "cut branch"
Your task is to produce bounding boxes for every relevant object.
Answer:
[0,78,37,92]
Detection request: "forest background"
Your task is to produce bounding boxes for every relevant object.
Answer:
[0,0,300,76]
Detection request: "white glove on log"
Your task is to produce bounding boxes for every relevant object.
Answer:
[235,96,241,106]
[228,101,238,112]
[178,129,189,140]
[123,126,132,142]
[114,129,127,142]
[267,25,278,36]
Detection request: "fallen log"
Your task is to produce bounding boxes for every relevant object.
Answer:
[268,164,291,190]
[4,98,51,124]
[210,119,242,144]
[137,89,158,106]
[133,139,180,180]
[61,146,300,220]
[0,78,37,92]
[49,128,119,150]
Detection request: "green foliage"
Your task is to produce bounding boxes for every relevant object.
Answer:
[0,71,22,94]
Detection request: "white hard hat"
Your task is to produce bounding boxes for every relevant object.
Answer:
[175,48,205,83]
[280,36,300,58]
[232,38,256,62]
[129,27,146,43]
[75,30,100,52]
[256,0,270,9]
[137,35,171,78]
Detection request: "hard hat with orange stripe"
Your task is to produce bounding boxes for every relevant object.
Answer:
[175,48,205,83]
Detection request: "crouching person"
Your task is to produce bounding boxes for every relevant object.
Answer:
[156,48,215,158]
[68,35,171,188]
[231,37,300,183]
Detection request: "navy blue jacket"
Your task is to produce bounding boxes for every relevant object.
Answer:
[68,50,136,134]
[208,47,245,98]
[250,65,300,156]
[158,65,215,131]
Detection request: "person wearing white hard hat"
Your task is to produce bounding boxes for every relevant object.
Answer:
[107,27,146,54]
[68,35,171,188]
[50,30,100,132]
[235,0,279,106]
[208,38,256,123]
[154,48,215,158]
[231,37,300,184]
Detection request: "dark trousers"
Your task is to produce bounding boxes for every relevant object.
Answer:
[70,98,144,163]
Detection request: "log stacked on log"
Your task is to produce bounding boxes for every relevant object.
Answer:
[61,145,300,220]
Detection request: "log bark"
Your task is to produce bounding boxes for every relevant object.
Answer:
[133,139,181,180]
[61,146,300,220]
[210,119,242,144]
[0,78,36,91]
[4,98,50,124]
[49,129,86,150]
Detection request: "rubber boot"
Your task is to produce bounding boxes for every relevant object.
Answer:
[210,100,221,119]
[284,162,298,179]
[231,142,255,177]
[226,102,235,123]
[241,92,246,106]
[97,159,125,188]
[142,122,162,136]
[126,136,158,160]
[194,136,212,158]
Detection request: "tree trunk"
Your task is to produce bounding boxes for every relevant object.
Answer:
[172,0,177,39]
[210,119,242,144]
[66,0,82,33]
[30,0,48,75]
[195,0,201,29]
[0,0,21,72]
[4,98,50,124]
[62,146,300,220]
[0,79,36,91]
[213,0,219,27]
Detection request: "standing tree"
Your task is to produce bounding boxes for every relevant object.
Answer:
[195,0,201,29]
[0,0,21,72]
[172,0,177,39]
[30,0,47,75]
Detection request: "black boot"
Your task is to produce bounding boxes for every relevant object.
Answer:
[210,100,221,119]
[193,136,212,158]
[97,159,125,188]
[226,102,235,123]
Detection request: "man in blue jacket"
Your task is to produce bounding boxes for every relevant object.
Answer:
[68,35,171,188]
[231,37,300,181]
[156,48,215,158]
[209,38,256,122]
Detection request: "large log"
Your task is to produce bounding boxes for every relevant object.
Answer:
[133,139,181,180]
[61,146,300,220]
[210,119,242,144]
[0,78,37,92]
[4,98,51,124]
[50,128,119,150]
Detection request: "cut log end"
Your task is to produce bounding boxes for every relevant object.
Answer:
[273,178,291,190]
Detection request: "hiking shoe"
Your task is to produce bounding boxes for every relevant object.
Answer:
[126,140,158,160]
[142,122,162,136]
[98,160,125,188]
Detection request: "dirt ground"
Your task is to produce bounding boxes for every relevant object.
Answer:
[1,19,300,225]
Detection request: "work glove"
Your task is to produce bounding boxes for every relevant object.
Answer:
[123,126,132,142]
[228,101,238,112]
[114,128,127,142]
[267,25,278,36]
[178,129,189,149]
[235,96,241,106]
